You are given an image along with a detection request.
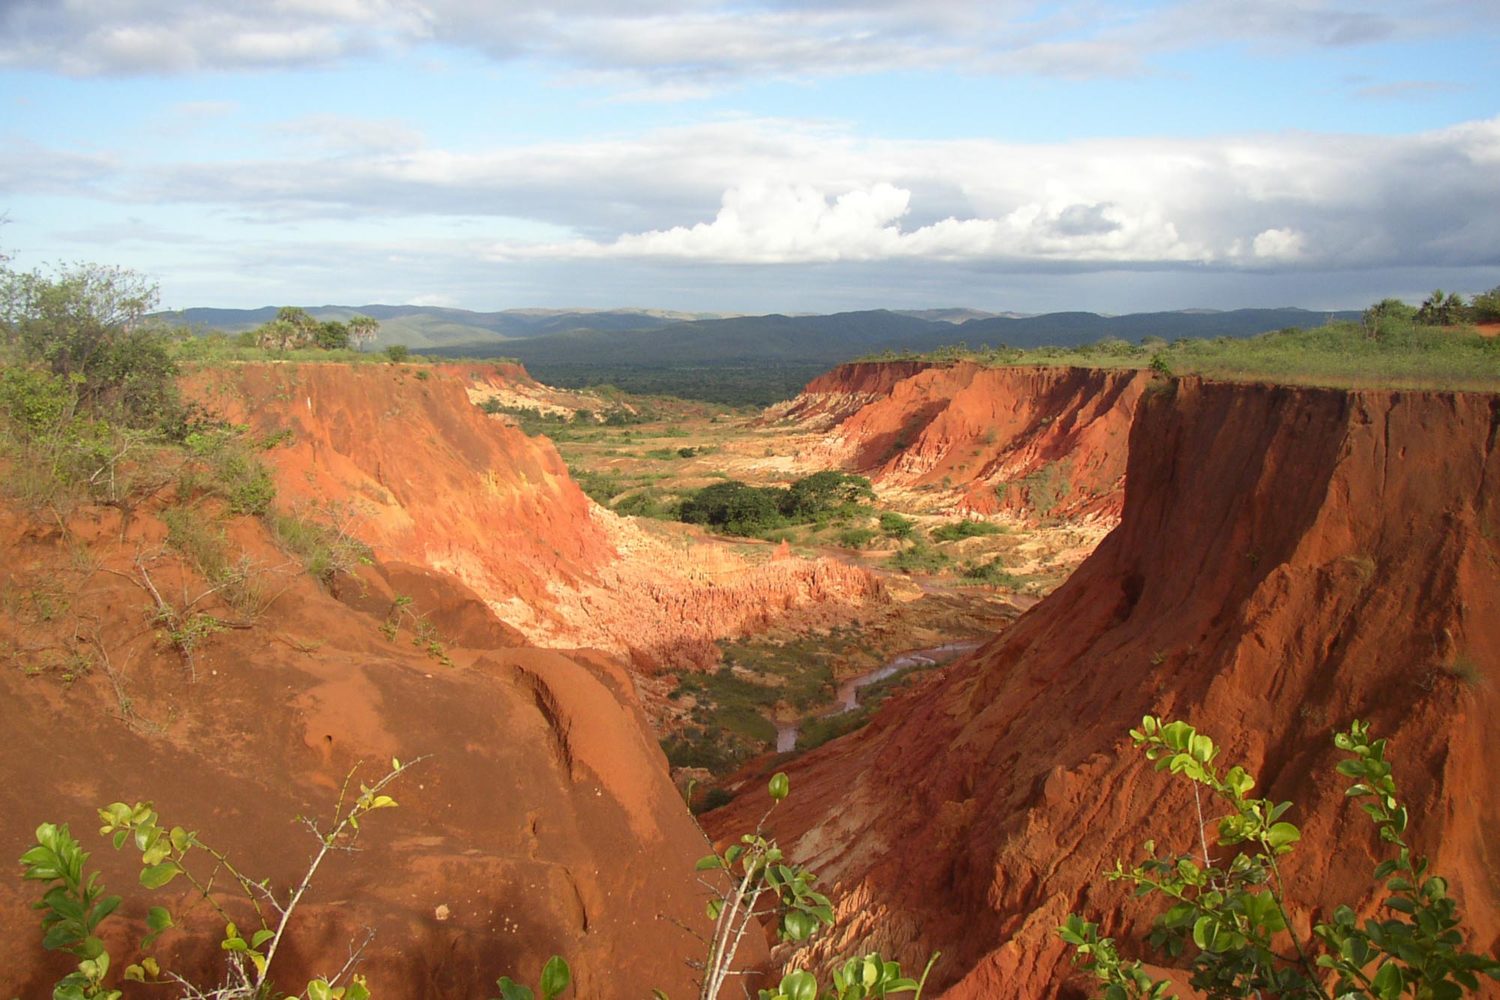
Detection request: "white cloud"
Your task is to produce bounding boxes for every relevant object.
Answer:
[2,0,1489,81]
[9,113,1500,277]
[1251,227,1304,260]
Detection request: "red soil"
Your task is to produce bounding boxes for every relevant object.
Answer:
[706,378,1500,997]
[0,504,732,999]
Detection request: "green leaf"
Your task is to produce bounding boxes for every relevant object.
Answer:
[493,977,535,1000]
[783,909,817,942]
[1372,961,1403,999]
[1192,916,1213,951]
[308,980,333,1000]
[251,928,275,948]
[540,955,571,999]
[139,862,181,890]
[695,855,726,871]
[778,970,817,1000]
[1265,822,1301,853]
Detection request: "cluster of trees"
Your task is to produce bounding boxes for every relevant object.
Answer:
[1365,286,1500,331]
[250,306,379,352]
[678,470,874,536]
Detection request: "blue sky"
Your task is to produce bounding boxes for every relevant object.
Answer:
[2,1,1498,315]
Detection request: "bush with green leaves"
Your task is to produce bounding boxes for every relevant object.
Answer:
[21,758,420,1000]
[1060,718,1500,999]
[888,542,948,575]
[877,512,914,539]
[678,473,875,537]
[1471,286,1500,324]
[929,519,1002,543]
[1,262,188,433]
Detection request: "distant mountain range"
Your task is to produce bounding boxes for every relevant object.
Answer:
[159,304,1361,369]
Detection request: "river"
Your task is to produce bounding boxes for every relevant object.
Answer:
[774,640,984,752]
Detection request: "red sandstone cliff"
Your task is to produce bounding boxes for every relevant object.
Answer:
[773,362,1147,521]
[708,378,1500,997]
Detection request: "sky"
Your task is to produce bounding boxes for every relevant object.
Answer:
[2,1,1498,316]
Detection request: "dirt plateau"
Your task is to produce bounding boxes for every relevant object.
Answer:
[1,359,1497,999]
[711,374,1500,997]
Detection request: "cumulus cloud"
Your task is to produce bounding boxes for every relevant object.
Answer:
[1,0,1487,81]
[1251,227,1305,260]
[9,113,1500,276]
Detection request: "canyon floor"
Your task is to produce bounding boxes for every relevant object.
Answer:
[478,378,1111,786]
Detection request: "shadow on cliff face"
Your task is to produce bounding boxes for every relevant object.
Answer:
[705,378,1500,998]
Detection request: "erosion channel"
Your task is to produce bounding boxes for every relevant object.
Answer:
[775,641,983,751]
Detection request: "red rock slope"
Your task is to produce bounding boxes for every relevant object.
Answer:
[771,362,1148,520]
[0,503,726,999]
[188,363,881,668]
[709,378,1500,997]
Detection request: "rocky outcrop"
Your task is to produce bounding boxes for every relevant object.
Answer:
[775,362,1147,521]
[706,378,1500,996]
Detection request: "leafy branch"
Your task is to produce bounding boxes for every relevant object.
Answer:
[1060,718,1500,999]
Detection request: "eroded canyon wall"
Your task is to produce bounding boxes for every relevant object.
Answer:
[772,362,1148,520]
[711,378,1500,997]
[190,363,883,668]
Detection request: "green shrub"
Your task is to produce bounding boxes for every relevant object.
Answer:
[889,542,949,574]
[781,471,874,520]
[22,760,419,1000]
[930,519,1003,542]
[1471,286,1500,324]
[182,429,277,515]
[960,557,1022,588]
[679,480,787,535]
[612,488,678,520]
[161,506,231,582]
[836,526,877,549]
[1061,718,1500,999]
[878,511,915,538]
[268,504,372,584]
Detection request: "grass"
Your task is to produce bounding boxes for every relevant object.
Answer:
[865,319,1500,392]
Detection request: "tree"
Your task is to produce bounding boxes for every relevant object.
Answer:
[347,315,379,351]
[0,261,179,428]
[782,471,875,520]
[1360,298,1416,338]
[255,307,320,352]
[679,480,786,534]
[1470,286,1500,324]
[1415,290,1465,327]
[313,320,350,350]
